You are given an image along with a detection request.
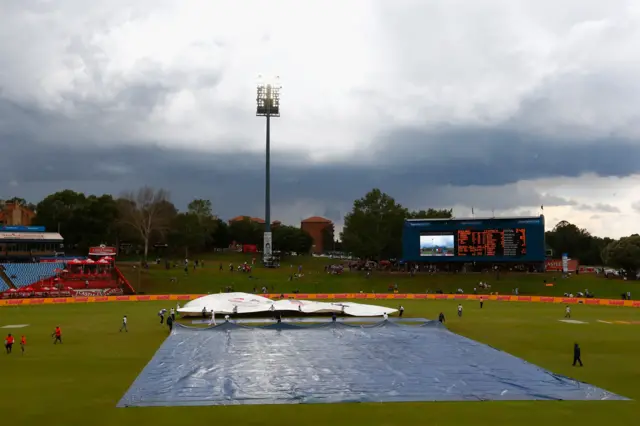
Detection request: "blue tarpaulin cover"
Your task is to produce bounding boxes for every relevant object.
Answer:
[118,322,626,407]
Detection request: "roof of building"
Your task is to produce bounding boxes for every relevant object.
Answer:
[229,216,266,224]
[405,215,543,222]
[301,216,332,224]
[0,232,63,242]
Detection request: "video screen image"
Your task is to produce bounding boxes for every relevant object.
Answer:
[419,233,455,257]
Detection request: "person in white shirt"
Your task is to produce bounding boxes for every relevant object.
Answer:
[170,308,176,321]
[457,304,463,317]
[209,310,216,326]
[383,312,388,321]
[398,305,404,317]
[565,305,571,318]
[120,315,128,332]
[224,315,230,322]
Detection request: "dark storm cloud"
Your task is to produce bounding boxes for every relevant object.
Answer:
[370,126,640,187]
[1,97,639,223]
[0,137,578,222]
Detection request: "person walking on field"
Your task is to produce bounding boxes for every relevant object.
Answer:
[5,334,14,354]
[565,305,571,318]
[573,343,583,367]
[120,315,128,332]
[457,304,463,317]
[166,315,174,333]
[20,335,26,355]
[52,326,62,344]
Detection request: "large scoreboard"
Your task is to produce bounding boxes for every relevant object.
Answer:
[402,216,545,263]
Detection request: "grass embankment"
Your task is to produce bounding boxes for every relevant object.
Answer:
[0,300,638,425]
[117,253,633,298]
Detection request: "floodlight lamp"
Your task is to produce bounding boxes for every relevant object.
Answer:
[272,75,282,90]
[256,75,281,117]
[256,75,282,89]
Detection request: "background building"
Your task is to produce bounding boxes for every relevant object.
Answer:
[301,216,334,254]
[228,216,265,225]
[228,216,281,228]
[0,201,35,226]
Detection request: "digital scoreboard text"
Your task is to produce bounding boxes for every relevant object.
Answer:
[457,228,526,257]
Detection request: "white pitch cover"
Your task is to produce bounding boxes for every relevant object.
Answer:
[177,292,398,317]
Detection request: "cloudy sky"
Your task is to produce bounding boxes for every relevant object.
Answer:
[1,0,640,238]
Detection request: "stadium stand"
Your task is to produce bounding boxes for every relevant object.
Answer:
[0,280,8,292]
[1,263,65,288]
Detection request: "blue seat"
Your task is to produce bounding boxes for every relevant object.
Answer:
[1,263,65,288]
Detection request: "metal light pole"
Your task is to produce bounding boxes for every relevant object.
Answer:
[256,76,281,265]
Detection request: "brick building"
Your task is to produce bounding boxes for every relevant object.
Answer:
[228,216,281,228]
[301,216,334,254]
[0,201,35,226]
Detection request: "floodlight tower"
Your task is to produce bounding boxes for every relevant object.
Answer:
[256,75,281,263]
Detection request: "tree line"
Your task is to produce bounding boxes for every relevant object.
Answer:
[6,188,313,259]
[3,187,640,273]
[546,221,640,275]
[337,189,640,274]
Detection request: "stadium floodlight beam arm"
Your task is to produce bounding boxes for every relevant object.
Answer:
[256,75,281,264]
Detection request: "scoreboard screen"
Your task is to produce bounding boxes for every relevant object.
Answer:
[403,216,544,262]
[456,228,526,257]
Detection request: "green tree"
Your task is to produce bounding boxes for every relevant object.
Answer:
[408,208,453,219]
[602,235,640,278]
[273,225,313,254]
[168,213,210,257]
[74,194,119,249]
[545,220,611,265]
[33,190,84,237]
[211,219,232,248]
[340,189,408,260]
[321,224,335,252]
[33,191,119,252]
[117,187,177,260]
[168,199,218,256]
[229,218,263,245]
[187,199,213,219]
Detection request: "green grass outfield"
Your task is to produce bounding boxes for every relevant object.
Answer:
[118,253,635,298]
[1,299,639,425]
